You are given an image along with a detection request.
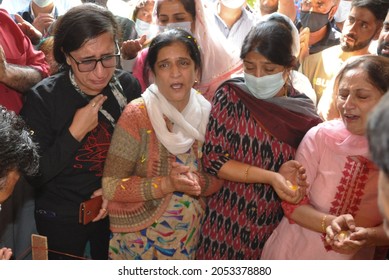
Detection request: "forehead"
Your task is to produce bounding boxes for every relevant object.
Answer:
[349,6,379,22]
[156,41,190,60]
[338,67,382,93]
[301,0,333,7]
[158,0,187,15]
[339,67,367,83]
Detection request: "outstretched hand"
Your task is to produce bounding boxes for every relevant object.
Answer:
[325,214,367,255]
[273,160,308,204]
[279,160,308,189]
[121,35,147,60]
[14,14,43,45]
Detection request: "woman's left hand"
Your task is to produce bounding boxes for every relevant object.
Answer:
[91,188,109,222]
[326,227,367,255]
[271,172,306,204]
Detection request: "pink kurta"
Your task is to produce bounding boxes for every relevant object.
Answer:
[262,120,381,259]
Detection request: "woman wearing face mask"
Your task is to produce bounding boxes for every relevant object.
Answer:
[122,0,242,101]
[195,13,322,260]
[132,0,156,42]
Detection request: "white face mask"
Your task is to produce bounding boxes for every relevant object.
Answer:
[32,0,53,7]
[221,0,246,9]
[159,21,192,34]
[244,71,286,99]
[334,0,352,23]
[135,19,157,39]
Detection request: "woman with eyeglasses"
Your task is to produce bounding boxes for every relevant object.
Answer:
[20,4,141,260]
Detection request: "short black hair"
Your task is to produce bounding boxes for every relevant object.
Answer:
[53,3,118,66]
[0,106,39,179]
[351,0,389,22]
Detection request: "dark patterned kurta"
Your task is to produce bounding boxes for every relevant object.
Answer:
[196,85,296,260]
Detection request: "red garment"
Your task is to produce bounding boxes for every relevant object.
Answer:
[224,80,322,149]
[0,9,49,114]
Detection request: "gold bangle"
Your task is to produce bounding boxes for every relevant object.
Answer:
[244,165,251,182]
[321,215,327,232]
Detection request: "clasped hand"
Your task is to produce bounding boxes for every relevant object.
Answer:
[162,162,201,196]
[325,214,368,255]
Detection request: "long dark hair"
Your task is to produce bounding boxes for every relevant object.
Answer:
[240,16,296,68]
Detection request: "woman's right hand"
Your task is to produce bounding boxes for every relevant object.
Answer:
[121,35,147,60]
[69,94,107,141]
[0,247,12,260]
[162,162,201,196]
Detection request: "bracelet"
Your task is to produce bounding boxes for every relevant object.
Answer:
[321,215,327,233]
[244,165,251,182]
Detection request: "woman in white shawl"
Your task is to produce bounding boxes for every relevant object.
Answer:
[102,29,223,260]
[122,0,243,101]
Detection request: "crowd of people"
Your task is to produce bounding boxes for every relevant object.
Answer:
[1,0,389,260]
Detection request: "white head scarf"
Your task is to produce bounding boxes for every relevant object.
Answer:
[152,0,243,99]
[260,12,300,58]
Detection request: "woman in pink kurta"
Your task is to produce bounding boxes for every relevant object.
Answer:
[262,55,389,260]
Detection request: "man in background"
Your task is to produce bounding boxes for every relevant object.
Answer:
[377,9,389,57]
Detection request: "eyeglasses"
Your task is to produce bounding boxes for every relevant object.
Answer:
[68,48,121,72]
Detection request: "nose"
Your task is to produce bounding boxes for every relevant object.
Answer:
[170,63,181,78]
[347,22,357,34]
[343,94,356,109]
[253,68,266,78]
[383,30,389,42]
[93,60,106,78]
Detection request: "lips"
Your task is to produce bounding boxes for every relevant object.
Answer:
[379,42,389,55]
[342,34,356,46]
[91,79,108,86]
[343,113,359,120]
[171,83,183,89]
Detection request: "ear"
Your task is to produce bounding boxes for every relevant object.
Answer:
[65,54,71,66]
[328,5,338,21]
[62,48,71,65]
[373,22,384,41]
[195,68,201,83]
[0,170,20,204]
